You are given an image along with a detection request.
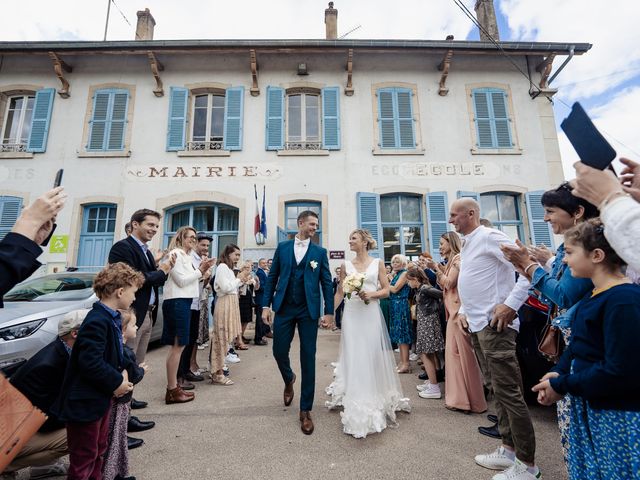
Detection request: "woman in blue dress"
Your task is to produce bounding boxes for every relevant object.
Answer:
[388,254,412,373]
[502,183,598,466]
[533,219,640,480]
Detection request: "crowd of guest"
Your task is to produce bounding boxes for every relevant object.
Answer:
[2,157,640,480]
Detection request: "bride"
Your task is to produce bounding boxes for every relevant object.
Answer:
[326,229,410,438]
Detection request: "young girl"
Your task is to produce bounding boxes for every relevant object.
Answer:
[103,309,148,480]
[533,219,640,479]
[406,268,445,399]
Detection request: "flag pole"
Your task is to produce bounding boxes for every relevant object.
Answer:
[103,0,112,41]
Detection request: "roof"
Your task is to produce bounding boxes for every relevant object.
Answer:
[0,39,590,56]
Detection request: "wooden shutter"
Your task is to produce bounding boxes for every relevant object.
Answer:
[357,192,384,258]
[107,91,129,151]
[377,89,396,148]
[473,88,513,149]
[87,91,111,150]
[526,191,554,248]
[223,86,244,151]
[472,90,494,148]
[491,90,512,148]
[322,86,340,150]
[27,88,55,153]
[166,87,189,151]
[265,86,284,150]
[0,196,23,241]
[396,89,415,148]
[277,226,288,243]
[426,192,449,262]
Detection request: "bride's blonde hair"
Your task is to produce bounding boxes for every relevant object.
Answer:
[350,229,377,251]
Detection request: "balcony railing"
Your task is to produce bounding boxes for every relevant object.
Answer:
[1,143,27,153]
[186,141,224,151]
[284,141,322,151]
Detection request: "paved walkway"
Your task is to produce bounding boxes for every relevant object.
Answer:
[125,329,566,480]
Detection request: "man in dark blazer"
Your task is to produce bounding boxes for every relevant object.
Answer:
[5,310,84,477]
[261,210,334,435]
[1,187,66,307]
[253,257,269,345]
[108,209,174,365]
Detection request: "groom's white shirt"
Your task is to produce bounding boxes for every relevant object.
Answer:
[294,236,310,264]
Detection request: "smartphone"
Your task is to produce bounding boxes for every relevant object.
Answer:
[560,103,616,171]
[53,169,64,188]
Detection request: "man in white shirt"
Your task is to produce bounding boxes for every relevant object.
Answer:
[450,198,539,480]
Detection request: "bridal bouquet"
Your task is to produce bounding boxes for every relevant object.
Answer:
[343,272,369,304]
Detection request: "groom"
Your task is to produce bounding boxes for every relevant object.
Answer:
[262,210,334,435]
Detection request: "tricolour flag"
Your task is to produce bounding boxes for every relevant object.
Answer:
[254,184,263,244]
[260,186,268,242]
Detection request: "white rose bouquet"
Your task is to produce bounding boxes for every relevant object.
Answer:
[342,272,369,305]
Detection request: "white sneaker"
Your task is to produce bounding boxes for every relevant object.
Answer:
[394,348,400,353]
[418,383,441,399]
[475,446,515,471]
[409,353,419,361]
[492,459,541,480]
[416,381,429,392]
[225,353,241,364]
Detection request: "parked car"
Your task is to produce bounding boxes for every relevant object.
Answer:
[0,272,164,376]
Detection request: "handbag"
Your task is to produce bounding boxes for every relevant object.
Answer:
[0,374,47,472]
[537,305,564,363]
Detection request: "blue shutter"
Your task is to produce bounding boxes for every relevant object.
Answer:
[223,86,244,151]
[0,196,23,241]
[27,88,55,152]
[472,88,513,149]
[457,191,481,203]
[88,91,111,151]
[357,192,384,258]
[166,87,189,151]
[525,191,554,248]
[490,90,512,148]
[426,192,449,262]
[377,89,397,148]
[322,87,340,150]
[107,91,129,151]
[396,89,415,149]
[277,226,288,243]
[265,86,284,150]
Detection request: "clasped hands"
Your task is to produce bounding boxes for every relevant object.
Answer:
[455,303,517,336]
[531,371,563,406]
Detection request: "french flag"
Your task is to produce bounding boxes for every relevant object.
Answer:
[260,186,267,242]
[254,184,263,244]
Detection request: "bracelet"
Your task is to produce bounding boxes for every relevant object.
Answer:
[524,263,538,276]
[599,190,629,210]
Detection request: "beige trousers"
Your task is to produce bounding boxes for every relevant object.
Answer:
[6,428,67,472]
[126,311,152,363]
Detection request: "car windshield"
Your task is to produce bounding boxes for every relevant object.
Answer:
[4,274,95,302]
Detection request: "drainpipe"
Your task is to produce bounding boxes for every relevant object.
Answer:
[548,45,575,85]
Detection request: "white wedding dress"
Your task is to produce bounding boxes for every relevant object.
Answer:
[325,258,410,438]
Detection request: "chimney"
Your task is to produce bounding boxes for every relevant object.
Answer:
[474,0,499,42]
[325,2,338,40]
[135,8,155,41]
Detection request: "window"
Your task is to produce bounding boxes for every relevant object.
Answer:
[0,196,23,241]
[376,87,416,150]
[167,86,244,152]
[87,89,130,151]
[2,95,33,152]
[380,194,423,262]
[77,204,117,272]
[480,193,523,240]
[472,88,513,149]
[164,203,239,257]
[0,88,54,154]
[284,201,321,245]
[265,86,340,151]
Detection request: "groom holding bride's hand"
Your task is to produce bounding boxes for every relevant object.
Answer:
[261,210,334,435]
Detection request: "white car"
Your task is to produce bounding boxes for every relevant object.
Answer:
[0,272,164,376]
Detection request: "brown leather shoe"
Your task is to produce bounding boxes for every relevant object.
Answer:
[179,386,195,398]
[284,373,296,406]
[299,411,314,435]
[165,387,195,404]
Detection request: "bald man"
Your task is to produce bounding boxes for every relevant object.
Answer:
[449,199,539,480]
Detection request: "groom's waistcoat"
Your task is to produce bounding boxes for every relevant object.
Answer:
[284,249,309,305]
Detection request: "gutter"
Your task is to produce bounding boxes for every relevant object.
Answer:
[548,45,575,85]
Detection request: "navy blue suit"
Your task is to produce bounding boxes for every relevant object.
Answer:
[53,302,125,423]
[262,240,333,411]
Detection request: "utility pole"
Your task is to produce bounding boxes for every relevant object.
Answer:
[103,0,111,41]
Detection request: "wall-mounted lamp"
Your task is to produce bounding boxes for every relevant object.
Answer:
[297,63,309,75]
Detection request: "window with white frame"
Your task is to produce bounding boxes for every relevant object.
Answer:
[1,95,34,152]
[286,93,321,150]
[284,201,321,245]
[190,93,225,151]
[480,192,523,240]
[380,194,423,262]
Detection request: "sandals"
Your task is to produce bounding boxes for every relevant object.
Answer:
[211,375,234,386]
[396,365,412,374]
[235,344,249,350]
[445,405,471,414]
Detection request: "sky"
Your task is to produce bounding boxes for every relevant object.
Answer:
[3,0,639,179]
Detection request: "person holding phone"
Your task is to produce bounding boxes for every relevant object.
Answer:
[1,186,66,308]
